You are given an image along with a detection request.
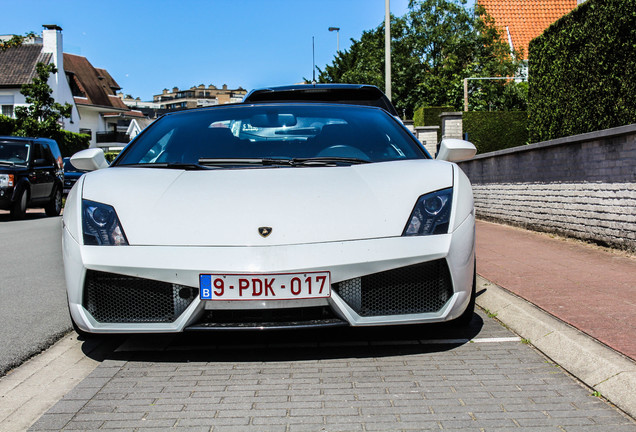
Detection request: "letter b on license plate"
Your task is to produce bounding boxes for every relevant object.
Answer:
[199,272,331,300]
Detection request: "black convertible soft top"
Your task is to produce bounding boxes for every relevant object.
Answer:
[243,84,399,116]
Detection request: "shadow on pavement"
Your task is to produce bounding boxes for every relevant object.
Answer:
[0,210,51,222]
[78,313,484,364]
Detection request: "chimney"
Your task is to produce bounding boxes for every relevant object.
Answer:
[41,25,64,105]
[222,84,228,90]
[42,25,63,75]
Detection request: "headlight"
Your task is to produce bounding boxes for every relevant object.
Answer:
[82,200,128,246]
[403,188,453,236]
[0,174,14,187]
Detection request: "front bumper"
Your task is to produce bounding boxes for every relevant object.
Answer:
[0,187,15,209]
[64,215,475,333]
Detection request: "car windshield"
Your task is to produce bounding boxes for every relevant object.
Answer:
[0,142,30,166]
[115,104,427,168]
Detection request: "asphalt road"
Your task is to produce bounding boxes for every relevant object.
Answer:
[0,211,70,376]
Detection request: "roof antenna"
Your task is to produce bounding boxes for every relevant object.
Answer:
[312,36,316,85]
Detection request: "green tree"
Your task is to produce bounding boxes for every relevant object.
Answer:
[317,15,416,117]
[14,62,73,138]
[318,0,526,116]
[0,32,35,51]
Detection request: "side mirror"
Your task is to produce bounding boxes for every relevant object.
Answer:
[70,148,109,171]
[436,138,477,162]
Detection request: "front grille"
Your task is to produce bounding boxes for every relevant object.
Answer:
[189,306,346,330]
[83,270,198,323]
[333,260,453,316]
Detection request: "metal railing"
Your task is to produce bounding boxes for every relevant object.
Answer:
[96,132,129,144]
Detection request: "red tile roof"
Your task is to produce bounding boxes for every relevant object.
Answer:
[478,0,578,59]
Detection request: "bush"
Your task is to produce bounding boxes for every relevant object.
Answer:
[413,106,454,143]
[53,130,90,157]
[528,0,636,142]
[104,151,121,164]
[0,115,16,135]
[0,120,88,156]
[463,111,528,154]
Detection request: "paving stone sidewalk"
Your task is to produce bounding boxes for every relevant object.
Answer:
[29,311,636,431]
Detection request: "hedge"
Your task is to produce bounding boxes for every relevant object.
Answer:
[463,111,528,154]
[0,115,16,135]
[413,106,454,142]
[0,117,89,157]
[104,151,121,163]
[528,0,636,142]
[53,130,90,157]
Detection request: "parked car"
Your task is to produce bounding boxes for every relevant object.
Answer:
[243,84,400,116]
[63,157,87,195]
[63,102,476,335]
[0,136,64,219]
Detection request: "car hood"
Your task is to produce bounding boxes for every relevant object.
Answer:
[0,165,28,174]
[80,160,454,246]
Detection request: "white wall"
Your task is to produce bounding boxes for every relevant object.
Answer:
[77,106,105,147]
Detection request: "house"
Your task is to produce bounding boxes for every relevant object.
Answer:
[0,25,141,150]
[153,84,246,110]
[0,25,80,133]
[63,53,134,149]
[101,110,154,146]
[478,0,579,74]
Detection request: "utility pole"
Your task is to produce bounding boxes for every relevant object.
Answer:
[385,0,391,100]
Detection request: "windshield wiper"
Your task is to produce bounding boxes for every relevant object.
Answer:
[118,162,213,170]
[291,157,370,166]
[0,161,16,166]
[194,157,371,168]
[198,158,293,166]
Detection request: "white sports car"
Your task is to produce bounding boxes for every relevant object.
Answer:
[63,103,477,334]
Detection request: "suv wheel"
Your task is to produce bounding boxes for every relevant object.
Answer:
[10,188,28,220]
[45,185,62,216]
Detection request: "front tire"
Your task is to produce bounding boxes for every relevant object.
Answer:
[10,188,28,220]
[45,185,62,216]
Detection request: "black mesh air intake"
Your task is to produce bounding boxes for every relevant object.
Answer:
[333,259,453,316]
[83,270,197,323]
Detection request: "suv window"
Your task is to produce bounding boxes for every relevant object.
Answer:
[0,142,29,165]
[42,143,56,165]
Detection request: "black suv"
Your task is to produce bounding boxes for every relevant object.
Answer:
[243,84,399,116]
[0,136,64,219]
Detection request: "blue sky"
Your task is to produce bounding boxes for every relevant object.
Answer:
[3,0,419,100]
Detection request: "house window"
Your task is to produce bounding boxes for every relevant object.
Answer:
[0,95,14,118]
[1,105,13,117]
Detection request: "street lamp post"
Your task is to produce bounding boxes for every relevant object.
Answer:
[385,0,391,101]
[328,27,340,53]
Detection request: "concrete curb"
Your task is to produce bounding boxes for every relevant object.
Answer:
[475,275,636,419]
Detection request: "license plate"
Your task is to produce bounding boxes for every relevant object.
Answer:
[199,271,331,301]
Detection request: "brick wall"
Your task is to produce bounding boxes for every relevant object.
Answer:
[440,112,463,140]
[415,126,440,157]
[457,124,636,251]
